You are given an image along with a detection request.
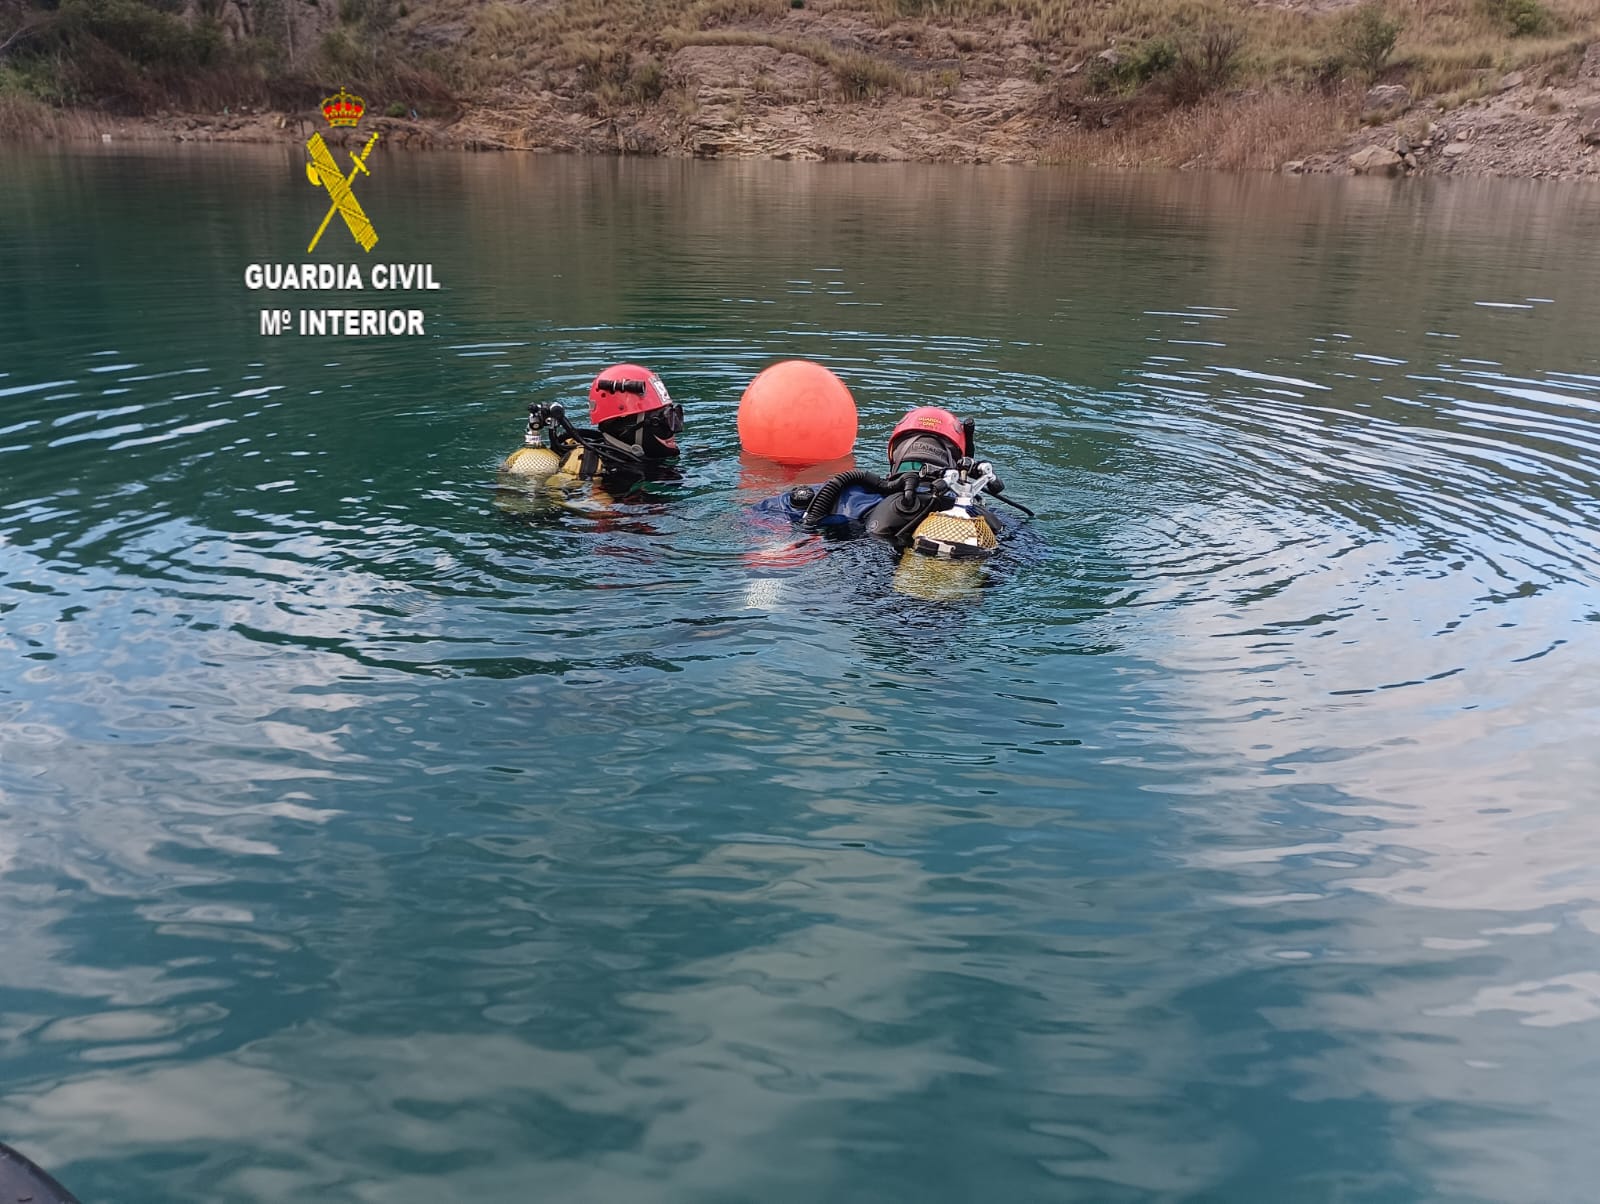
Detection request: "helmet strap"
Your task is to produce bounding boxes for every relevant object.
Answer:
[599,424,649,463]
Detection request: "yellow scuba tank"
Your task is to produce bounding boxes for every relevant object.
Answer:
[893,548,987,601]
[494,404,573,516]
[500,402,563,479]
[906,462,1001,559]
[908,505,997,558]
[892,461,1002,600]
[501,445,561,477]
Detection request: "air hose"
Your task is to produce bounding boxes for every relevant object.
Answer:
[799,470,908,528]
[539,403,646,470]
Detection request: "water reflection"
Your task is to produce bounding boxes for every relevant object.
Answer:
[2,149,1600,1201]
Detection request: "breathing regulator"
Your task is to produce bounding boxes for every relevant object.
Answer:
[498,401,577,477]
[910,458,1006,559]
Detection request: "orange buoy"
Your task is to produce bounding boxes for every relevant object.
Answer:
[737,360,858,466]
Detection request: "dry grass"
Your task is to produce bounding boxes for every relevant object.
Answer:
[0,87,106,138]
[438,0,927,99]
[0,87,54,137]
[902,0,1598,84]
[1047,86,1359,171]
[867,0,1323,69]
[1393,0,1597,86]
[7,0,1599,151]
[426,0,1600,112]
[663,28,925,96]
[439,0,787,81]
[1405,31,1589,95]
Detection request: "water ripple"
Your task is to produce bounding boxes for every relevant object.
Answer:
[4,152,1600,1203]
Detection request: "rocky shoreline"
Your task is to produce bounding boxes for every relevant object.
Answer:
[1295,43,1600,182]
[32,20,1600,184]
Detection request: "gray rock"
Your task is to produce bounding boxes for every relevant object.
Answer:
[1582,42,1600,81]
[1442,141,1472,157]
[1576,103,1600,142]
[1282,159,1305,174]
[1497,71,1525,92]
[1364,84,1410,112]
[1349,145,1404,175]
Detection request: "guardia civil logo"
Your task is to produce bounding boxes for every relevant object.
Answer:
[246,86,440,337]
[305,86,380,253]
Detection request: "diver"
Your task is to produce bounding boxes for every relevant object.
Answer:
[757,406,1034,559]
[0,1141,79,1203]
[501,363,683,486]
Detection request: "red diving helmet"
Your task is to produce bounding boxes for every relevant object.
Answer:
[589,364,673,426]
[888,406,969,471]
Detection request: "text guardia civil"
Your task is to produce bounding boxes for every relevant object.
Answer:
[246,263,441,338]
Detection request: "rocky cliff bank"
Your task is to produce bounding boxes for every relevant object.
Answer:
[1303,43,1600,181]
[8,0,1600,182]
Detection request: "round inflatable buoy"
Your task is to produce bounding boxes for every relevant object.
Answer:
[737,360,857,466]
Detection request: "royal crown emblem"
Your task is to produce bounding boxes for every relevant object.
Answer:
[321,87,365,128]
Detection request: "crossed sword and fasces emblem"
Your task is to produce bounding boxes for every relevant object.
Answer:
[305,131,380,253]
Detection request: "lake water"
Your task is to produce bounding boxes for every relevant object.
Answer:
[3,147,1600,1203]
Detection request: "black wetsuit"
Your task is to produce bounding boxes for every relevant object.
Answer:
[755,472,1005,549]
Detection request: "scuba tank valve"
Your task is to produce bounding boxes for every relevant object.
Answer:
[500,402,563,476]
[907,459,1000,559]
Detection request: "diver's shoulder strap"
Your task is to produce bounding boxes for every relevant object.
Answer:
[568,448,607,477]
[558,445,609,478]
[554,424,644,479]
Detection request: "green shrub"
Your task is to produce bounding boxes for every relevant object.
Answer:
[1309,50,1347,88]
[320,26,378,80]
[1127,37,1178,85]
[1086,38,1177,96]
[337,0,400,32]
[572,44,630,91]
[386,99,406,116]
[1086,32,1238,103]
[833,50,905,99]
[1334,1,1401,80]
[1483,0,1551,36]
[1166,24,1242,105]
[1085,54,1118,94]
[55,0,220,70]
[0,57,72,105]
[626,58,664,103]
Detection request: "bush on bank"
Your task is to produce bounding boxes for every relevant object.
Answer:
[0,0,447,121]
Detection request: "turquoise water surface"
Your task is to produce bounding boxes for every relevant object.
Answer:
[3,147,1600,1202]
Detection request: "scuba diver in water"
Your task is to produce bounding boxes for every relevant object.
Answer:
[756,405,1035,559]
[0,1141,79,1203]
[501,363,683,487]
